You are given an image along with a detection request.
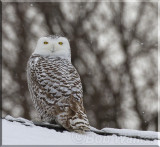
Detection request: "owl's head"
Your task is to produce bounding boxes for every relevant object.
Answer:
[33,35,71,60]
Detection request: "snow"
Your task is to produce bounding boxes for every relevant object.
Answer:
[102,128,159,140]
[2,117,159,145]
[5,115,34,126]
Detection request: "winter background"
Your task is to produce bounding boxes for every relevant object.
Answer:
[2,1,159,145]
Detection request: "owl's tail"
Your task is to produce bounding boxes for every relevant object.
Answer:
[69,110,90,133]
[55,97,90,133]
[56,109,90,134]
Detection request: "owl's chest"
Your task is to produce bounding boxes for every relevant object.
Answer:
[38,58,70,76]
[32,58,74,91]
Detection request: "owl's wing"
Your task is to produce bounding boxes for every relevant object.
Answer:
[28,55,83,106]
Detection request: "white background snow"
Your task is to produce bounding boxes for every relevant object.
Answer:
[2,118,160,145]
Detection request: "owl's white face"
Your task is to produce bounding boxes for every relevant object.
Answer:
[33,36,71,60]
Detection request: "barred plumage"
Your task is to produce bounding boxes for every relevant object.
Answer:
[27,36,90,133]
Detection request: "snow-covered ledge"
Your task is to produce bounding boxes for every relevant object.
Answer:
[2,115,160,145]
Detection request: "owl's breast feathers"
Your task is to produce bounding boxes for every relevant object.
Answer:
[27,54,90,133]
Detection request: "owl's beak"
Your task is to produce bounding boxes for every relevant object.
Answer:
[51,43,56,53]
[51,48,54,53]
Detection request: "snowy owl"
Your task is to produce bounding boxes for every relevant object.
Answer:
[27,35,90,133]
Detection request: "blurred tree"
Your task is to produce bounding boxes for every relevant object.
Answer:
[2,2,158,131]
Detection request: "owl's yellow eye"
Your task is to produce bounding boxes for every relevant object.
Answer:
[44,41,48,44]
[58,42,63,45]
